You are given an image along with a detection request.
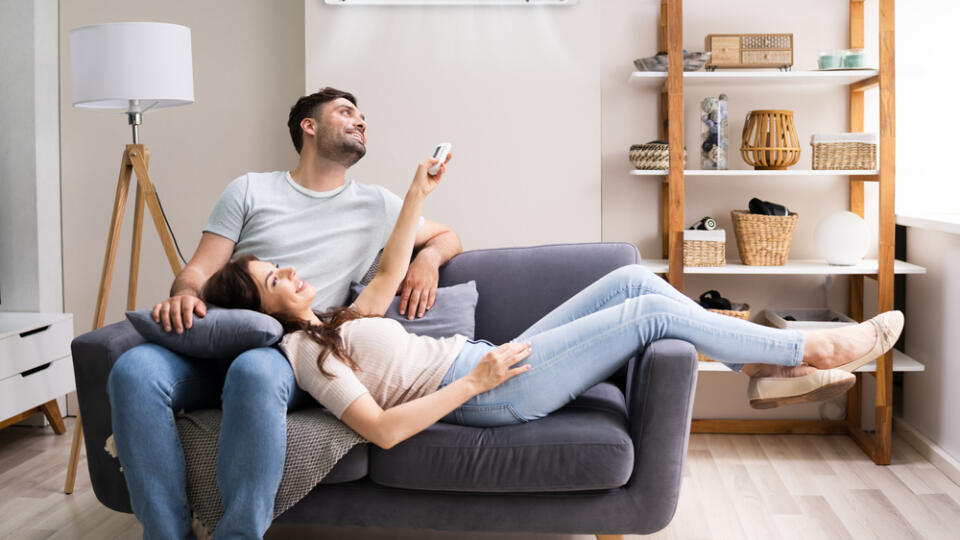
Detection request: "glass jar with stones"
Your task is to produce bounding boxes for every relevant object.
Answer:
[701,94,728,169]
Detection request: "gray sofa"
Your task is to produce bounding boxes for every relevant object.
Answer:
[72,242,699,538]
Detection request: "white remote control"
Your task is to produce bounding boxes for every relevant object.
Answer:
[428,143,452,176]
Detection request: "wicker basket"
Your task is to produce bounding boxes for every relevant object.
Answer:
[630,141,686,170]
[811,133,877,170]
[699,305,751,362]
[731,210,799,265]
[683,229,725,267]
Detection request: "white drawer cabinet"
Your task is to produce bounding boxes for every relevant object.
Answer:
[0,312,74,432]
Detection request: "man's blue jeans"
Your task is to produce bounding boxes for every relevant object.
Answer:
[107,344,312,540]
[440,264,805,426]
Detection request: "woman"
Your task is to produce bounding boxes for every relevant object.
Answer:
[202,155,903,448]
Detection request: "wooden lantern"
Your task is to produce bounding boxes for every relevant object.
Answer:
[740,109,801,170]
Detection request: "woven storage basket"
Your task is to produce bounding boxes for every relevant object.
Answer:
[699,305,750,362]
[683,229,725,267]
[731,210,798,265]
[811,133,877,170]
[630,141,686,170]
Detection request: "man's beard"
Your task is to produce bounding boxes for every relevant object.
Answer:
[316,128,365,168]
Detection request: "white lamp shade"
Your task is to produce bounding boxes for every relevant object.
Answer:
[70,22,194,112]
[815,211,870,265]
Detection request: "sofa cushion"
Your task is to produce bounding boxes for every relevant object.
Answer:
[320,443,368,484]
[437,243,640,344]
[125,307,282,359]
[349,280,478,339]
[368,382,633,492]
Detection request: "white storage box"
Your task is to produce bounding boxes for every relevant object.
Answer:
[764,308,857,330]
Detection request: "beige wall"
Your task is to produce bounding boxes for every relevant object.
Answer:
[305,0,607,249]
[60,0,305,334]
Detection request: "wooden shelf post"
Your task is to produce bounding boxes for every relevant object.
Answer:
[872,0,897,465]
[665,0,684,291]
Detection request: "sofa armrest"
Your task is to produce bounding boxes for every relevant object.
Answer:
[623,338,698,531]
[71,320,145,513]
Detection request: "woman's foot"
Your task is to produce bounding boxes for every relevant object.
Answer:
[802,310,904,370]
[747,369,856,409]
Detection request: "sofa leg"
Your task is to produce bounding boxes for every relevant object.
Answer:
[596,536,624,540]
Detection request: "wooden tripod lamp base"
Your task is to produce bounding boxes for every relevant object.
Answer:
[63,144,184,494]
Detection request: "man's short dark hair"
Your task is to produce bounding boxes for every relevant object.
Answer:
[287,87,358,154]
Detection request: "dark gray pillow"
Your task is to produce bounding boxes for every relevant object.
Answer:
[348,280,478,339]
[125,307,283,359]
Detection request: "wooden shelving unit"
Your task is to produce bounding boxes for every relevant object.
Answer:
[644,0,908,464]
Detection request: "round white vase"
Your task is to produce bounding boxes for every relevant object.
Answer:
[815,210,869,265]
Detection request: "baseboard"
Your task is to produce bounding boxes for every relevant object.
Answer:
[894,416,960,487]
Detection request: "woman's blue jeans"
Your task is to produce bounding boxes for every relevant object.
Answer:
[439,264,805,427]
[107,344,313,540]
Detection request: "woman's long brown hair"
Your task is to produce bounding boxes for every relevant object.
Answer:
[201,254,366,378]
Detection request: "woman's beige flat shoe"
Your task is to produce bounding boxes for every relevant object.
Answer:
[748,369,856,410]
[836,310,904,373]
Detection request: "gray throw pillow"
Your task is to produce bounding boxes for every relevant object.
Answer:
[125,307,283,359]
[348,280,478,339]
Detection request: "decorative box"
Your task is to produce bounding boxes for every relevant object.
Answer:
[704,33,794,71]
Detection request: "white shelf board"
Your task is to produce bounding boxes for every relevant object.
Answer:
[630,169,878,176]
[896,213,960,236]
[697,350,924,373]
[639,259,926,275]
[629,70,878,87]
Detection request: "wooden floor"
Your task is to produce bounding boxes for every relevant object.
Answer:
[2,418,959,539]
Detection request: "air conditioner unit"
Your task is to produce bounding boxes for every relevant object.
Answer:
[325,0,577,5]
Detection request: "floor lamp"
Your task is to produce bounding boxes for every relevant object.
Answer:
[64,22,195,494]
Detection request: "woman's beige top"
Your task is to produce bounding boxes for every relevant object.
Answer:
[281,317,468,418]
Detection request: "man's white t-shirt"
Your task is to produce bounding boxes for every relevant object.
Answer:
[203,171,423,311]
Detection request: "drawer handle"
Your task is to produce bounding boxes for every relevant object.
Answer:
[21,363,52,377]
[20,325,51,338]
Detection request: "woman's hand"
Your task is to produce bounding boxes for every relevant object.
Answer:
[467,342,532,394]
[410,152,452,198]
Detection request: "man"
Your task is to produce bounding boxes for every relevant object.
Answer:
[107,87,461,539]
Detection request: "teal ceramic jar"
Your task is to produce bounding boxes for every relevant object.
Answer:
[818,49,842,69]
[843,48,868,68]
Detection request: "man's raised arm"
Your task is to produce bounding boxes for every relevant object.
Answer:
[152,232,235,333]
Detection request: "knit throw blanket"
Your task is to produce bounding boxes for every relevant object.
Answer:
[174,408,364,534]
